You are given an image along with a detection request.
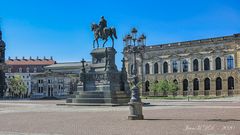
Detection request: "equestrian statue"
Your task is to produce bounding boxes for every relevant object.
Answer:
[91,16,117,48]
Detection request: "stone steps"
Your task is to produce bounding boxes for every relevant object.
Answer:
[74,92,111,98]
[67,91,130,105]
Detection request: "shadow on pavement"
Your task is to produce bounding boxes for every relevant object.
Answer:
[143,118,240,122]
[143,104,196,107]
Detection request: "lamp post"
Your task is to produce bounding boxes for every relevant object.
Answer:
[124,28,145,120]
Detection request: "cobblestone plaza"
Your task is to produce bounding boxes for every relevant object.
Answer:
[0,99,239,135]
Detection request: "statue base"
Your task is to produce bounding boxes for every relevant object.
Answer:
[128,101,144,120]
[66,47,130,106]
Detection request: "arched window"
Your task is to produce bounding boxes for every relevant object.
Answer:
[163,62,168,73]
[172,61,178,73]
[228,76,234,90]
[183,79,188,91]
[204,58,210,71]
[145,81,150,92]
[19,67,22,73]
[215,57,221,70]
[182,60,188,72]
[227,55,234,69]
[154,63,158,74]
[173,79,178,84]
[193,78,199,90]
[145,63,150,74]
[130,65,134,75]
[216,77,222,90]
[193,59,199,71]
[26,67,30,73]
[204,78,210,90]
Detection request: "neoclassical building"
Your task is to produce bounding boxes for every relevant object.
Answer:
[31,71,72,99]
[31,62,90,99]
[124,33,240,96]
[5,57,56,97]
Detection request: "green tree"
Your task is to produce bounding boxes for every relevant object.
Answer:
[149,81,159,96]
[149,80,179,97]
[8,75,27,98]
[158,80,169,96]
[168,81,179,97]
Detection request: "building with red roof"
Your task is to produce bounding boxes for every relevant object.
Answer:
[5,57,56,97]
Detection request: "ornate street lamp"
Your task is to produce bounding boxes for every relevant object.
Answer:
[124,28,145,120]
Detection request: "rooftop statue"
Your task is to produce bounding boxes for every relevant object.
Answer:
[91,16,117,48]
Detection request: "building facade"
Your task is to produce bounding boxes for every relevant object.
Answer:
[124,33,240,96]
[31,71,72,99]
[5,57,56,97]
[31,62,90,99]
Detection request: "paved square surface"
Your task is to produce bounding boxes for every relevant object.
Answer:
[0,98,239,135]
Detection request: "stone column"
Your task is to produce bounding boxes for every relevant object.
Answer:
[188,80,193,95]
[199,78,204,96]
[220,56,226,70]
[158,62,162,74]
[199,58,202,71]
[178,80,183,96]
[236,51,240,68]
[210,56,214,70]
[234,52,238,68]
[178,60,181,73]
[224,55,232,69]
[233,55,236,69]
[149,62,153,74]
[222,78,228,96]
[234,74,240,95]
[210,78,216,96]
[168,60,172,73]
[161,61,164,74]
[189,58,192,72]
[138,62,142,76]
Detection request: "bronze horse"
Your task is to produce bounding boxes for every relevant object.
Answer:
[91,23,117,48]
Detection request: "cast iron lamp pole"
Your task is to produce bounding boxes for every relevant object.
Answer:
[124,28,146,120]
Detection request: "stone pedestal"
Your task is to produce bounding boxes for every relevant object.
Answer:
[128,102,144,120]
[66,47,130,105]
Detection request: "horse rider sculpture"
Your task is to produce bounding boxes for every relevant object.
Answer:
[91,16,117,48]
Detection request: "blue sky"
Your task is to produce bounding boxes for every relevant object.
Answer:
[0,0,240,68]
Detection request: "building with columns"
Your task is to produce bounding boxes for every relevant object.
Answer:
[30,62,89,99]
[123,33,240,96]
[31,71,73,99]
